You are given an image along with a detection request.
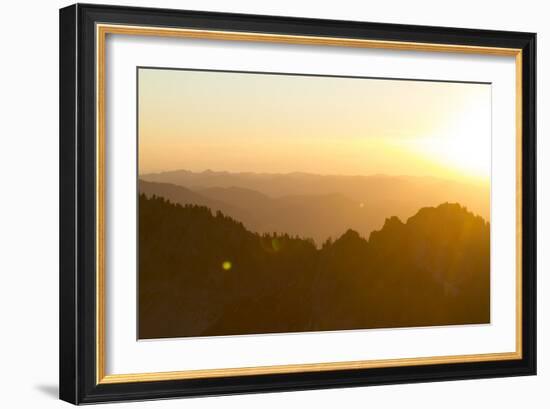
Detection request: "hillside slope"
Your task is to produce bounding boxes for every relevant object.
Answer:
[139,195,490,339]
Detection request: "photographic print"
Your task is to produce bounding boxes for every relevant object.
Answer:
[137,67,491,339]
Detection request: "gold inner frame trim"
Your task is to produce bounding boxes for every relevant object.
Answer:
[96,23,523,385]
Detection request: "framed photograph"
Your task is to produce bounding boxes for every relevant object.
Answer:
[59,3,536,404]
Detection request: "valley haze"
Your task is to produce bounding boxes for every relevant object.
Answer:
[140,169,489,245]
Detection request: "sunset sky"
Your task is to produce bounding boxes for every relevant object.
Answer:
[138,68,491,184]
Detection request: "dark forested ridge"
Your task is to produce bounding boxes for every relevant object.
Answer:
[138,194,490,339]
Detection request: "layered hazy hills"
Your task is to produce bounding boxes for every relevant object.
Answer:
[139,170,489,245]
[139,195,490,339]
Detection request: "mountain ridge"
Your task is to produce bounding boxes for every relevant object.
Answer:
[139,195,490,339]
[140,169,489,220]
[139,174,489,245]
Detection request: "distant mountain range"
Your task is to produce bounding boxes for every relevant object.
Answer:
[139,170,489,244]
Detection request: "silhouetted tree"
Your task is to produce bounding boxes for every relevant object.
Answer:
[139,194,489,339]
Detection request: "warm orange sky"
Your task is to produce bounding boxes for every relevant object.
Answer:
[138,68,491,184]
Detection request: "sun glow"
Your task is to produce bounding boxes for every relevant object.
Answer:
[407,133,490,183]
[402,95,491,183]
[139,68,492,185]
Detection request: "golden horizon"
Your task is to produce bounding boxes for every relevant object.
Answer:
[138,68,492,185]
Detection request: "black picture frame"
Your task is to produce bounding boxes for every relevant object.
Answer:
[60,3,536,404]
